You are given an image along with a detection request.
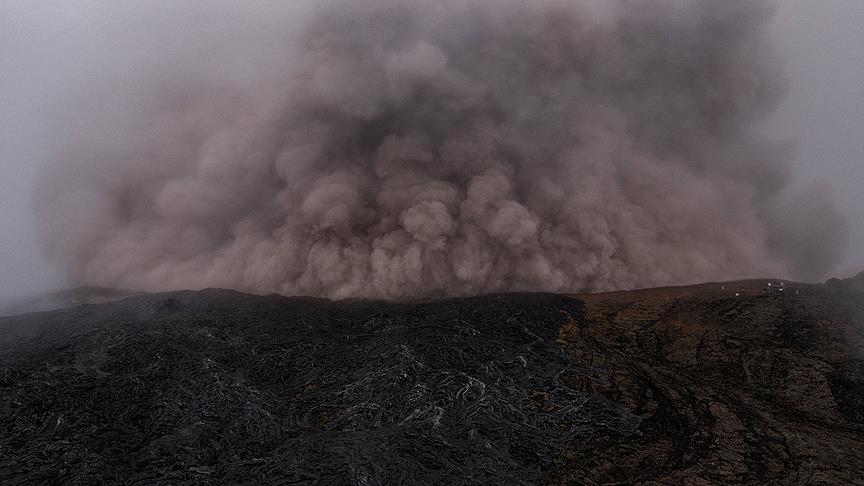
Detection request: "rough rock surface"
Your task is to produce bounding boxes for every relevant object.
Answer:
[555,278,864,484]
[1,278,863,484]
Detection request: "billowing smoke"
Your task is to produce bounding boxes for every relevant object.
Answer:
[35,0,847,299]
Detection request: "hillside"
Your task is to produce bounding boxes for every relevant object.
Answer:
[1,276,863,484]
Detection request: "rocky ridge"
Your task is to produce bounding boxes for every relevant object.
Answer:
[0,275,862,484]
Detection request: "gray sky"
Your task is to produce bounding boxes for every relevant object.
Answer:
[0,1,862,301]
[769,0,864,277]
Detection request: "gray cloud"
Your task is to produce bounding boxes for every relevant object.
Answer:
[769,0,864,278]
[29,0,848,299]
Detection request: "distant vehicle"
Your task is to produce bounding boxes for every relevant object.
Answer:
[767,281,785,292]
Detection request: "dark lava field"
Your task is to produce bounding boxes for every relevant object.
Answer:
[1,275,863,484]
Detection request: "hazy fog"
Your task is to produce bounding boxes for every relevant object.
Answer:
[0,1,861,301]
[769,0,864,277]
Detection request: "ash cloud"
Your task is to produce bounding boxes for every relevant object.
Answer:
[35,0,847,299]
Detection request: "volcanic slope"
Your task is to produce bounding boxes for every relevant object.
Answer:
[1,276,863,484]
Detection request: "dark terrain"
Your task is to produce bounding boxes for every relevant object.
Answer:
[1,274,863,484]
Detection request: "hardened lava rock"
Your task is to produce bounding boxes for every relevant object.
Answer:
[0,292,638,485]
[2,277,864,484]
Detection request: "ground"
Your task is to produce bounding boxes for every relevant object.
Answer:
[1,275,863,484]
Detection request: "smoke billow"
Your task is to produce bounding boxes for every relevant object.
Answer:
[35,0,847,299]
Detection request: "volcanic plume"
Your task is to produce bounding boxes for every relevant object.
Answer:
[35,0,847,299]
